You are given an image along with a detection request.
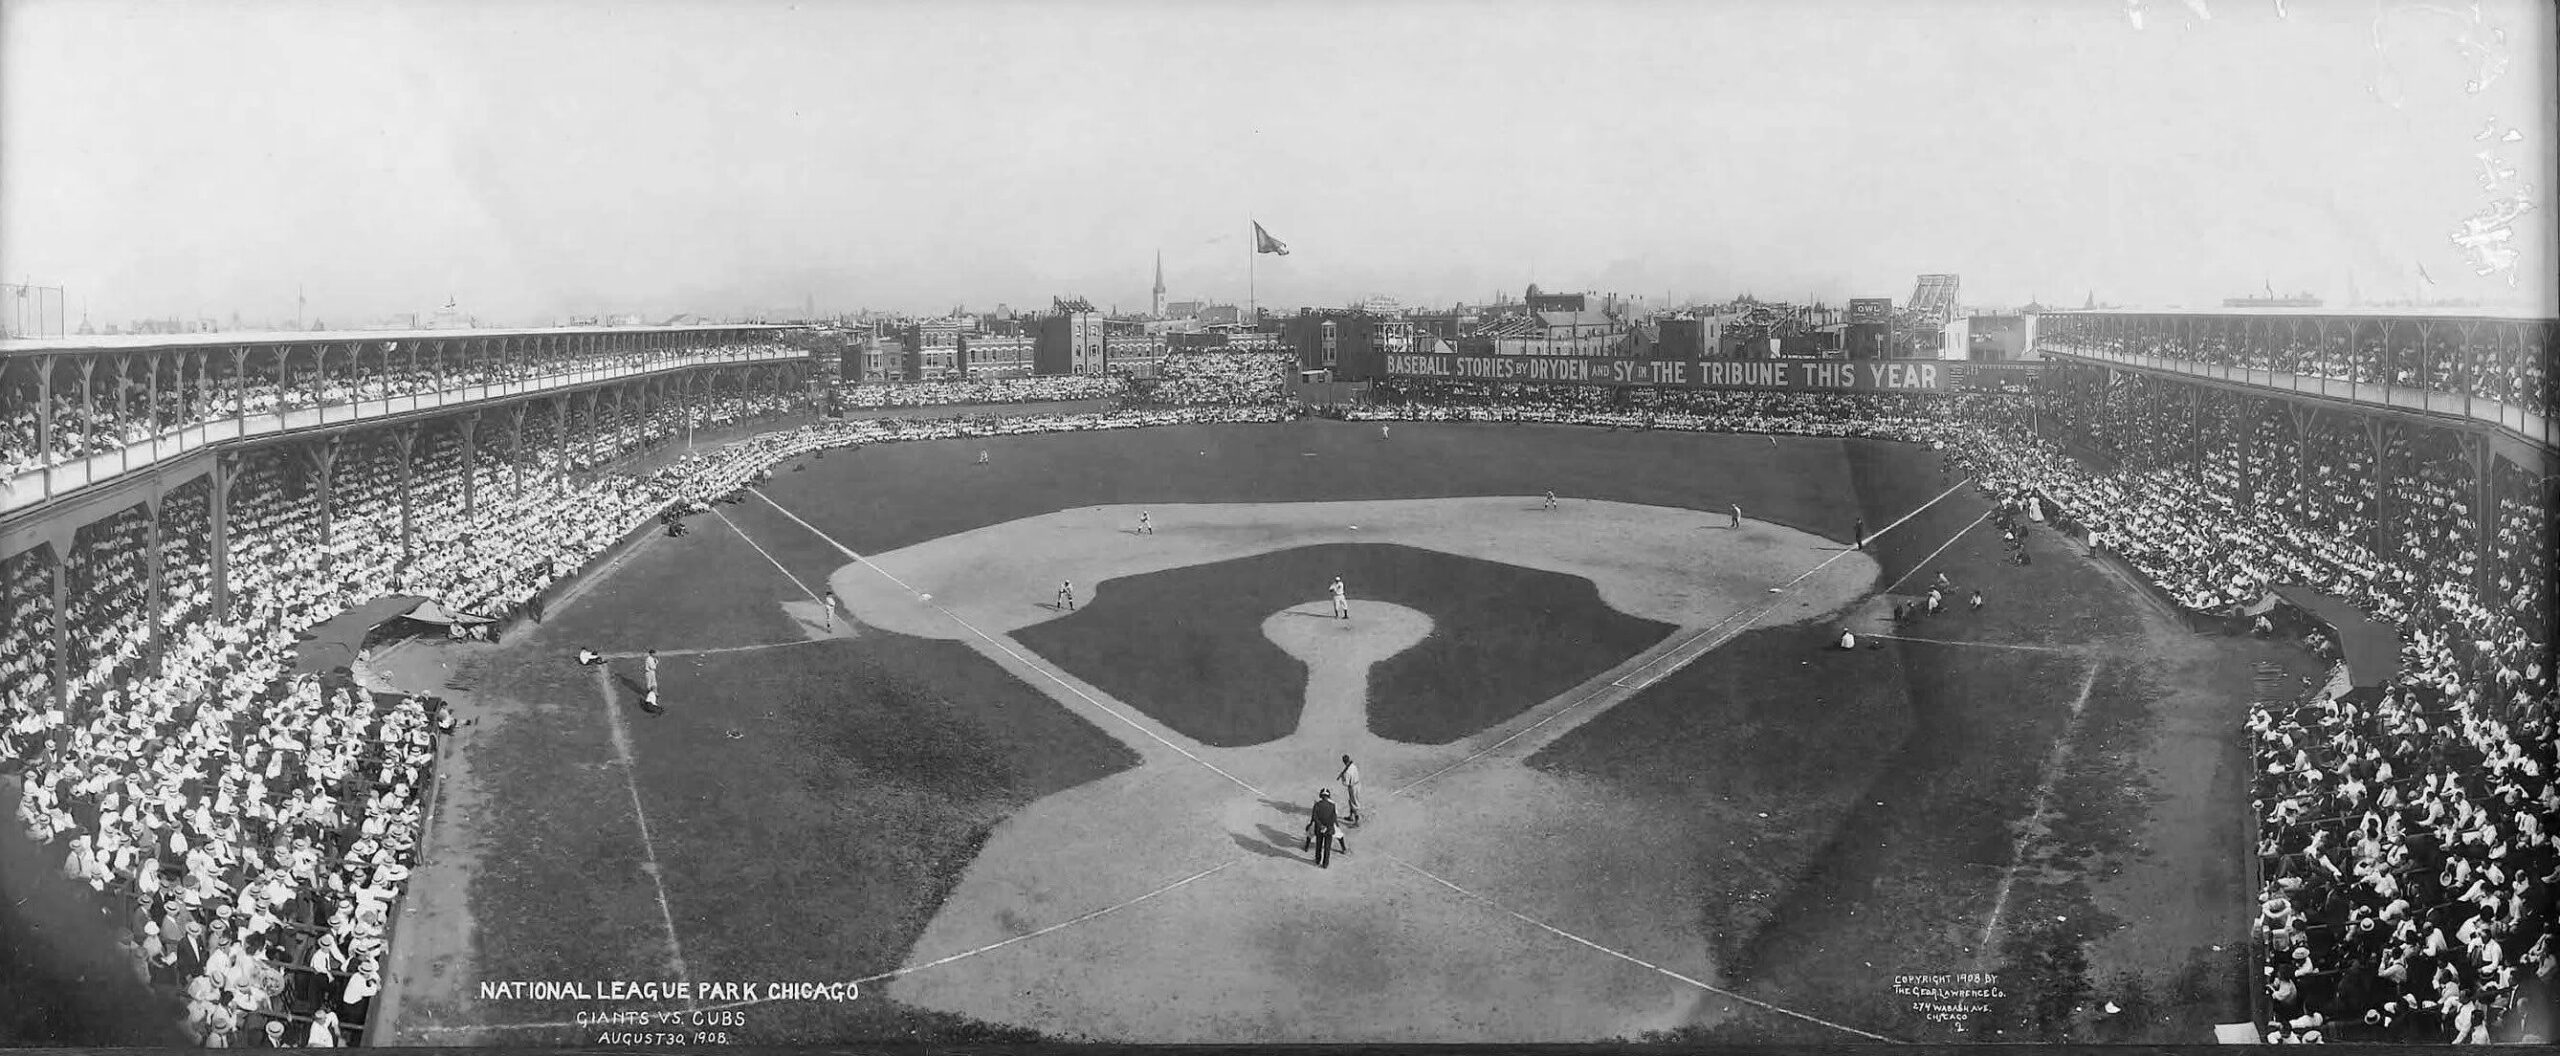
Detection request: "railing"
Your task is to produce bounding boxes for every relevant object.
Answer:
[2038,343,2557,451]
[2,345,803,516]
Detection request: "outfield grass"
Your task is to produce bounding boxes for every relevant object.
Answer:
[462,544,1137,1043]
[745,420,1900,558]
[529,509,815,654]
[1526,620,1916,964]
[1013,542,1672,746]
[446,419,2259,1045]
[1543,481,2184,1044]
[1723,641,2096,1036]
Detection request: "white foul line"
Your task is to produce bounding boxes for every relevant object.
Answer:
[591,666,697,1011]
[1880,508,1995,595]
[746,490,1265,798]
[1975,658,2104,966]
[1616,475,1977,694]
[1865,633,2081,655]
[849,861,1232,987]
[604,640,832,661]
[1389,855,1898,1044]
[710,505,820,600]
[409,862,1233,1035]
[1391,477,1977,798]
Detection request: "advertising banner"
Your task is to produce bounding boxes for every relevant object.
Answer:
[1380,353,2037,392]
[1848,298,1895,325]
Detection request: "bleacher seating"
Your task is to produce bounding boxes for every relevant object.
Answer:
[2,354,2547,1045]
[2,340,798,482]
[829,375,1124,410]
[1363,374,2550,1042]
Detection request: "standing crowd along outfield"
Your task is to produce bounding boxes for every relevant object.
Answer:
[0,338,2552,1045]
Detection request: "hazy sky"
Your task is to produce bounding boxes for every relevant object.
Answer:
[3,0,2553,325]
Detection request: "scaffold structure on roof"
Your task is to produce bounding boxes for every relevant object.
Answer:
[1906,274,1962,324]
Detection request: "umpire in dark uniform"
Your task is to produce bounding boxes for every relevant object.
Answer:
[1305,789,1342,868]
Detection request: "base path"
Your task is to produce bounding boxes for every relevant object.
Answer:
[829,497,1858,641]
[781,497,1885,1042]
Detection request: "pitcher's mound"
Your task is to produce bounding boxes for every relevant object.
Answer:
[1261,600,1433,664]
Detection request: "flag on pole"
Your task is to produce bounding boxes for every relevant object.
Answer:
[1253,221,1290,256]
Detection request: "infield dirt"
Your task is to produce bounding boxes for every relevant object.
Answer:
[376,419,2291,1045]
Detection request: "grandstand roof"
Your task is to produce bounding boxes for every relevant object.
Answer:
[2043,305,2553,322]
[0,322,800,357]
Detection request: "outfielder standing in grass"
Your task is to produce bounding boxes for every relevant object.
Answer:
[642,649,662,713]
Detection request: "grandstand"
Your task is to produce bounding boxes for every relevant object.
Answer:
[1344,306,2557,1043]
[2019,308,2555,1044]
[4,312,2553,1046]
[0,325,813,1045]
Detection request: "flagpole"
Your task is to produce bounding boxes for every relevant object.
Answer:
[1247,218,1257,323]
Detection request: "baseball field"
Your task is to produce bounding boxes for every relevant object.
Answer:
[375,417,2323,1045]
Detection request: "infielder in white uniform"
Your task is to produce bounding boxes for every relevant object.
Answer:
[1329,576,1350,619]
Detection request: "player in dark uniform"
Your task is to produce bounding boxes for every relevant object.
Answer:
[1305,790,1343,867]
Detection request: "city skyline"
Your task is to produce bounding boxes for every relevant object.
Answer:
[2,0,2553,329]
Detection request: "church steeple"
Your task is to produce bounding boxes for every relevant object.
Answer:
[1151,250,1166,318]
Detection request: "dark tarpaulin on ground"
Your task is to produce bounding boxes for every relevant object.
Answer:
[286,594,490,676]
[2270,584,2401,689]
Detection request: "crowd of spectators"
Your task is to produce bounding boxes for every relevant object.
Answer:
[828,375,1124,411]
[1948,377,2553,1044]
[1360,375,2551,1042]
[1350,379,2018,443]
[0,387,1298,1043]
[1120,352,1296,408]
[2038,315,2553,420]
[4,354,2548,1043]
[3,340,799,482]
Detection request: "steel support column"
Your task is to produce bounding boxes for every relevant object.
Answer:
[460,413,480,515]
[143,494,164,672]
[394,426,418,565]
[209,453,236,616]
[49,549,68,714]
